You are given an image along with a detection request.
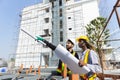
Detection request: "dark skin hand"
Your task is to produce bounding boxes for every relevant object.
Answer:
[78,59,87,67]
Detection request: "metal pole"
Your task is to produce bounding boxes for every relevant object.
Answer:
[21,29,37,40]
[20,28,46,45]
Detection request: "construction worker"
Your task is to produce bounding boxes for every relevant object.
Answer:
[56,39,79,76]
[76,35,101,80]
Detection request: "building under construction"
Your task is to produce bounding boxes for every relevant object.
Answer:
[15,0,100,68]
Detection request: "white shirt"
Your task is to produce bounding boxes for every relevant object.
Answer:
[80,49,102,73]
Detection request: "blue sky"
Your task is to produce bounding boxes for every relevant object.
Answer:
[99,0,120,48]
[0,0,42,60]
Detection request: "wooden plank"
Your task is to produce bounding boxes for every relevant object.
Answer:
[69,74,79,80]
[62,64,67,78]
[97,73,120,79]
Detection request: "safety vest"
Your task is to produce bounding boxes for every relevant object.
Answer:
[56,51,76,75]
[80,49,97,80]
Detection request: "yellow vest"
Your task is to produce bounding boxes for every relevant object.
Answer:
[80,49,97,80]
[57,51,76,74]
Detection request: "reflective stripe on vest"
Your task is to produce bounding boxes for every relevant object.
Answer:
[56,68,62,73]
[80,49,97,80]
[57,51,76,74]
[84,49,90,64]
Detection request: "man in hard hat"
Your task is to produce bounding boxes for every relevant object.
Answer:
[56,39,79,76]
[76,35,101,80]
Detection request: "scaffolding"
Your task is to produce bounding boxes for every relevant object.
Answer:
[97,0,120,79]
[15,3,53,68]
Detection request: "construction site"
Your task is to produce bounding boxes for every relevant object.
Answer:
[0,0,120,80]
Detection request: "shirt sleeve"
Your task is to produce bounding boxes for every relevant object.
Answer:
[86,50,102,73]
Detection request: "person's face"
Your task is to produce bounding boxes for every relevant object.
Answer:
[78,39,85,48]
[66,41,74,50]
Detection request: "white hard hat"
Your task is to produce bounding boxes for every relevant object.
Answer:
[67,38,75,45]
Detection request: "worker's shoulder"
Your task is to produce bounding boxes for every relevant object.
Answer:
[89,50,97,55]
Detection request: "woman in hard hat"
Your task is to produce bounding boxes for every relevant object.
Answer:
[76,35,101,80]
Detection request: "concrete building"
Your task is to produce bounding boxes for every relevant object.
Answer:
[15,3,53,68]
[15,0,100,68]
